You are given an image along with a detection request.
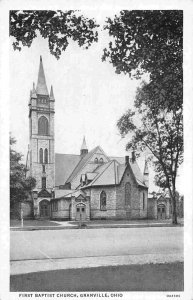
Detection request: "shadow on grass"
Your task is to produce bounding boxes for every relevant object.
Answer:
[10,262,184,292]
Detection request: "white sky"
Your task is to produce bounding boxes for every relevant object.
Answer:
[9,9,183,193]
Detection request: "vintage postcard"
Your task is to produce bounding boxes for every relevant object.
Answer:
[0,0,192,299]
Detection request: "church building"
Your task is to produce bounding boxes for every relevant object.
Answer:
[26,57,149,221]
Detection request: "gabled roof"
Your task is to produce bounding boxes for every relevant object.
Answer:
[55,189,74,199]
[65,146,109,184]
[86,172,98,181]
[55,153,81,186]
[110,156,125,164]
[82,159,147,189]
[55,146,147,189]
[36,56,49,96]
[130,161,147,187]
[82,160,120,187]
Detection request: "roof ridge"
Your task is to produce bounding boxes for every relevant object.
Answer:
[93,160,111,172]
[65,146,100,183]
[89,160,114,186]
[55,153,80,156]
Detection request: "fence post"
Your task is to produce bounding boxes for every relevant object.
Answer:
[21,209,23,228]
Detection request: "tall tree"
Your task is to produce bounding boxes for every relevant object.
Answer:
[117,81,183,224]
[10,135,36,208]
[103,10,183,224]
[10,10,99,59]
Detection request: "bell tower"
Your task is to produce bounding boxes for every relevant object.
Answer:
[28,56,55,218]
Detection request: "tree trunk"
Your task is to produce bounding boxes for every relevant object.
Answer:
[171,193,178,225]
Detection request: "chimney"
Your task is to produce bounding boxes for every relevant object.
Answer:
[125,156,129,165]
[131,151,136,163]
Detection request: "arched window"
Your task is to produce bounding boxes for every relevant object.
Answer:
[94,157,98,164]
[125,182,131,206]
[100,191,106,211]
[143,192,145,210]
[44,148,48,164]
[39,148,43,164]
[38,116,49,135]
[99,158,104,164]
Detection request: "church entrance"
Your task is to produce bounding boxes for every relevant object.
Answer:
[75,203,86,221]
[157,204,166,219]
[39,200,50,218]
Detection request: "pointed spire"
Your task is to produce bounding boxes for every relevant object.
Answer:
[143,158,149,188]
[50,85,55,100]
[144,159,149,175]
[81,136,87,150]
[36,56,49,95]
[31,82,37,98]
[80,136,88,158]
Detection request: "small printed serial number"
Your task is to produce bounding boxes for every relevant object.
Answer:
[166,295,180,298]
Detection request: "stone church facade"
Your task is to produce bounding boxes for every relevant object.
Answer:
[26,57,150,221]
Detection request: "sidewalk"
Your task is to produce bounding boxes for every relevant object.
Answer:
[10,218,183,231]
[11,252,183,275]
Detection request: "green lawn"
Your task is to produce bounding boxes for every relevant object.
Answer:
[10,262,183,292]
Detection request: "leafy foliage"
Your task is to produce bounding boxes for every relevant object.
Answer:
[103,10,183,110]
[117,81,183,224]
[10,10,99,59]
[104,10,183,224]
[10,135,36,205]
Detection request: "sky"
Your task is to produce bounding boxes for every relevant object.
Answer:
[9,9,183,194]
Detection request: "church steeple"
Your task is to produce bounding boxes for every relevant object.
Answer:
[36,56,49,96]
[80,136,88,158]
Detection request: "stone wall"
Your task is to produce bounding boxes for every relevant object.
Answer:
[51,198,71,220]
[116,164,148,219]
[147,198,157,219]
[90,186,117,219]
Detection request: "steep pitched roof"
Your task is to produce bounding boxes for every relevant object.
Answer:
[83,160,120,187]
[55,153,81,186]
[36,56,49,96]
[55,147,147,188]
[130,161,147,187]
[55,189,75,199]
[82,159,147,189]
[65,146,109,184]
[110,156,125,164]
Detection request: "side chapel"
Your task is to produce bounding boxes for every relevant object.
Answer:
[26,57,149,221]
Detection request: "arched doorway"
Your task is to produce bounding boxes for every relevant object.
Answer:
[157,204,166,219]
[39,199,50,218]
